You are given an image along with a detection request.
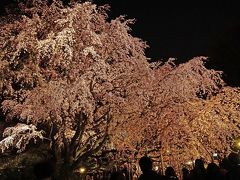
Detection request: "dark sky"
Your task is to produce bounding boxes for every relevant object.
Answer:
[94,0,240,86]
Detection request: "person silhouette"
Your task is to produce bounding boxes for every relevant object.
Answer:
[206,162,224,180]
[189,159,206,180]
[165,166,178,180]
[226,152,240,180]
[138,156,162,180]
[182,167,190,180]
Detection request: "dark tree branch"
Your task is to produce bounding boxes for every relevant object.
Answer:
[69,111,88,156]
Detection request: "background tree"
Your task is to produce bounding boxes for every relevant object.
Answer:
[190,87,240,157]
[111,57,238,172]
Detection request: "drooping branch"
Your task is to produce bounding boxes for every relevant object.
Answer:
[0,123,44,153]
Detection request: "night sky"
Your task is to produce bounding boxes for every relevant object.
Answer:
[94,0,240,86]
[1,0,240,86]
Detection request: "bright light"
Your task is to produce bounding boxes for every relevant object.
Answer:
[79,167,86,174]
[237,142,240,147]
[154,166,159,171]
[187,161,192,165]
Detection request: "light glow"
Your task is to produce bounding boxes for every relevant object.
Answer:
[79,167,86,174]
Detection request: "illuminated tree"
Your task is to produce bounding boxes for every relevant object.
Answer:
[112,57,240,171]
[0,0,151,176]
[1,1,240,178]
[189,87,240,158]
[146,57,224,167]
[155,86,240,169]
[111,57,224,159]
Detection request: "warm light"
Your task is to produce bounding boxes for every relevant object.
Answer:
[187,161,192,165]
[154,166,159,171]
[237,142,240,147]
[79,167,86,174]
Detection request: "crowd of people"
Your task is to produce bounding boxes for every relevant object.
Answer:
[108,152,240,180]
[32,152,240,180]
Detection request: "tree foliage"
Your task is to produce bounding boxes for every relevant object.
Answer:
[0,123,43,153]
[0,0,239,176]
[0,0,150,173]
[111,57,225,165]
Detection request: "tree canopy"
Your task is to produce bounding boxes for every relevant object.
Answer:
[0,0,239,177]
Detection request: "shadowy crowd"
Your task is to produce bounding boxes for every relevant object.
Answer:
[32,152,240,180]
[108,152,240,180]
